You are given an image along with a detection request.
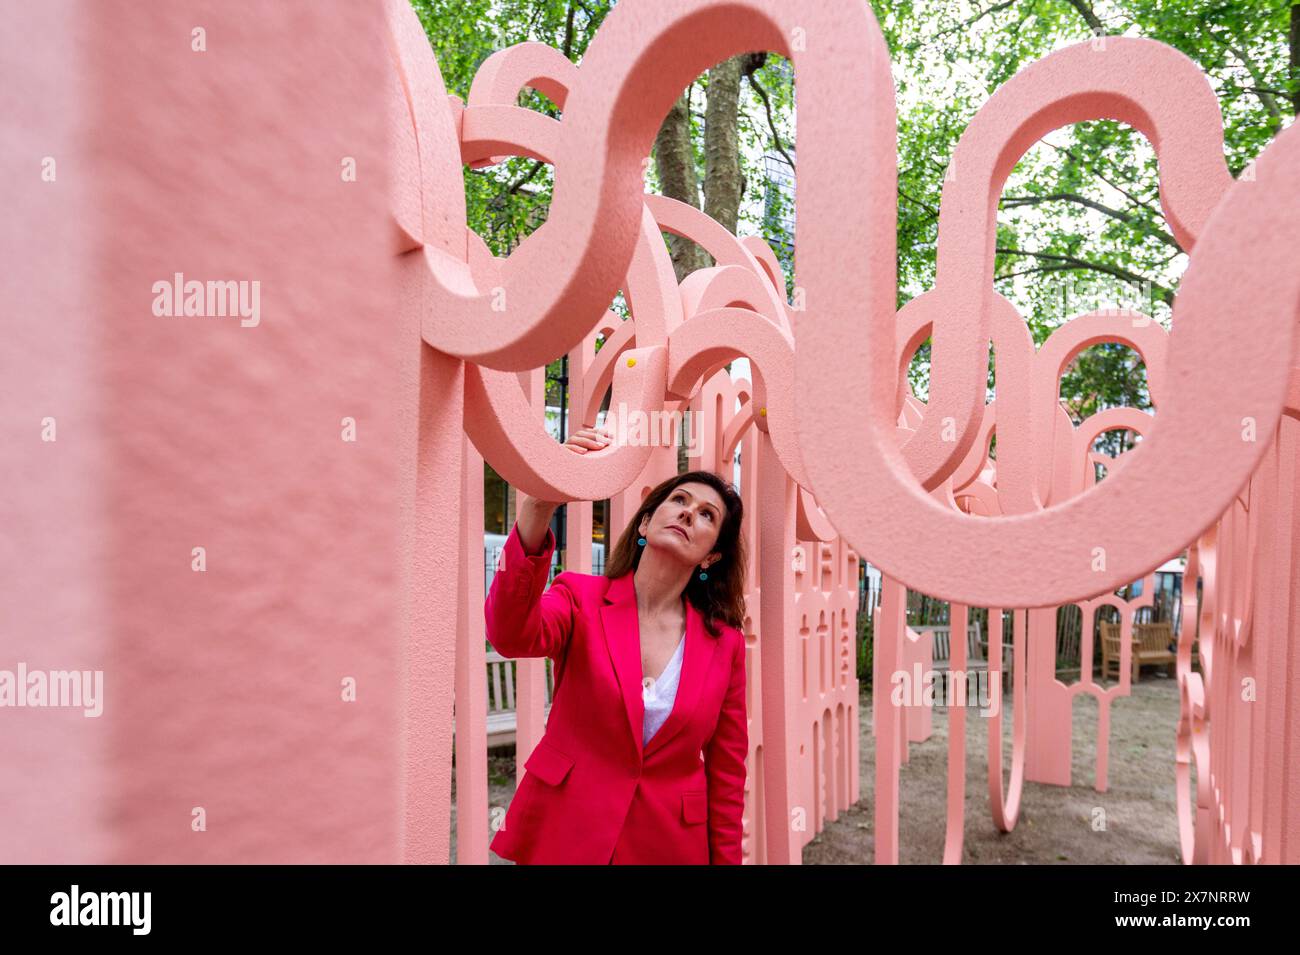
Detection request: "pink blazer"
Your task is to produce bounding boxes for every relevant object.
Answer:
[485,520,748,864]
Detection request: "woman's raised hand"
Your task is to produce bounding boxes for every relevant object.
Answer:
[563,425,613,454]
[515,425,613,550]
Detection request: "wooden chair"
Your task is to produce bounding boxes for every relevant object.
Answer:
[1101,620,1182,682]
[925,623,984,670]
[922,621,1006,696]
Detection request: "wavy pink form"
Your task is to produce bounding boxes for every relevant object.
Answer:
[392,0,1300,866]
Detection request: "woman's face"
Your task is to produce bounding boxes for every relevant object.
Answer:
[638,481,728,571]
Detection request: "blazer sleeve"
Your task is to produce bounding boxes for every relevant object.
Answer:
[703,629,748,864]
[484,520,576,661]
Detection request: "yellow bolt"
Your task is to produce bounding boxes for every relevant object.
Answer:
[759,407,767,417]
[626,357,636,368]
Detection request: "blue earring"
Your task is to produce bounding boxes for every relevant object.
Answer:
[698,569,708,581]
[637,537,646,546]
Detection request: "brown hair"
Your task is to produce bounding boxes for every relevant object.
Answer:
[604,470,747,638]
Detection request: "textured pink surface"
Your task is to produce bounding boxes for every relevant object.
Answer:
[4,1,398,862]
[414,1,1299,865]
[8,0,1299,865]
[399,0,868,863]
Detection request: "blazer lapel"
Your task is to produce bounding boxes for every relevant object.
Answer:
[600,572,645,759]
[599,572,720,762]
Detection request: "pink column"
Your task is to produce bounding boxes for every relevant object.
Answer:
[4,0,402,862]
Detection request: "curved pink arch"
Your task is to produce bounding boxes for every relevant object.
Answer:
[386,0,467,258]
[459,105,560,167]
[465,344,665,501]
[884,39,1231,494]
[666,306,810,490]
[680,265,783,328]
[455,106,677,500]
[646,194,792,335]
[741,235,788,299]
[1036,311,1168,472]
[987,609,1027,831]
[468,40,577,110]
[797,88,1300,607]
[423,0,835,370]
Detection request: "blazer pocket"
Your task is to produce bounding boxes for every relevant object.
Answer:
[523,738,574,787]
[681,790,708,825]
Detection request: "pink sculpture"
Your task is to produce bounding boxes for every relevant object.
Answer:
[3,0,1295,865]
[395,0,1300,865]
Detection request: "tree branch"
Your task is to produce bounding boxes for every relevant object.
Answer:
[1040,139,1169,227]
[746,72,795,173]
[506,160,546,195]
[994,264,1075,282]
[1215,81,1296,101]
[1205,29,1285,121]
[1227,42,1282,120]
[933,0,1019,40]
[1000,192,1179,249]
[1065,0,1104,34]
[899,188,939,218]
[996,246,1174,304]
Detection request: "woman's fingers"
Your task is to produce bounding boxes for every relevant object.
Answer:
[562,426,613,453]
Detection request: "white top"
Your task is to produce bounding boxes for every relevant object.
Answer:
[642,634,685,746]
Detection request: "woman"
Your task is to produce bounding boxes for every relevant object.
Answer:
[485,426,749,865]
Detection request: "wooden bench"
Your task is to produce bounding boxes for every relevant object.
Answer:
[917,621,1012,694]
[1101,621,1180,682]
[485,651,554,749]
[923,622,986,672]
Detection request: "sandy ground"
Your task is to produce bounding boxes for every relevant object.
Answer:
[454,672,1186,864]
[804,673,1185,864]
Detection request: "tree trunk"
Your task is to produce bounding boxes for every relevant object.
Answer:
[653,90,710,281]
[653,54,762,282]
[703,56,744,234]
